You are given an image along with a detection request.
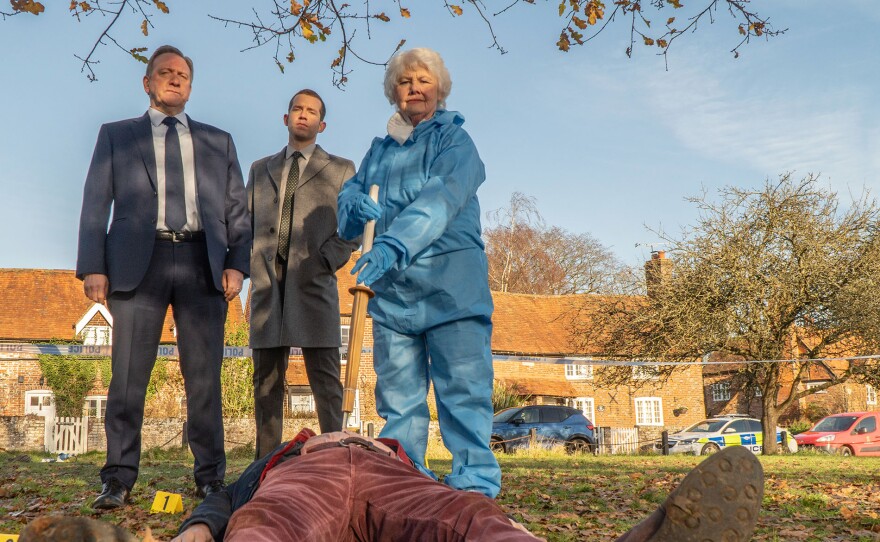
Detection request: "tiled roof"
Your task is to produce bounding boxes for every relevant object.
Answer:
[0,268,244,343]
[243,252,639,357]
[490,292,584,355]
[490,292,634,356]
[701,335,861,377]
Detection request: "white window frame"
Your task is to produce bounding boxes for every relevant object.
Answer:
[565,363,593,380]
[288,390,316,414]
[867,385,877,406]
[634,397,663,426]
[570,397,595,424]
[711,382,731,402]
[340,325,350,347]
[632,365,660,381]
[805,381,829,394]
[81,324,112,345]
[24,390,54,417]
[84,395,108,419]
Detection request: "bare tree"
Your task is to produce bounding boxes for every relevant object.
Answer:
[577,174,880,454]
[483,192,634,295]
[3,1,785,83]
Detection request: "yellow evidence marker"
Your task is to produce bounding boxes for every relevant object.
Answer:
[1,534,19,542]
[151,491,184,514]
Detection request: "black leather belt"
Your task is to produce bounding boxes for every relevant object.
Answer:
[156,230,206,242]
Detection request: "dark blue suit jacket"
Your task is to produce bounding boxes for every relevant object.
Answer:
[76,112,251,293]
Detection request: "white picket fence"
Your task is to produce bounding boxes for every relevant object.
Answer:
[44,416,89,455]
[595,427,640,455]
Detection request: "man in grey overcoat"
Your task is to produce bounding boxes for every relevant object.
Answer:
[247,89,359,459]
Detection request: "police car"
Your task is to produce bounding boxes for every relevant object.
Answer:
[659,415,797,455]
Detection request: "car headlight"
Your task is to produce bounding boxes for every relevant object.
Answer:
[679,438,698,444]
[816,435,835,443]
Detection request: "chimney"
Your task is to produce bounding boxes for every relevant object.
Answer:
[644,251,673,298]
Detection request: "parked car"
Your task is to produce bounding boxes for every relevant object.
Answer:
[793,411,880,456]
[491,405,596,454]
[657,415,797,455]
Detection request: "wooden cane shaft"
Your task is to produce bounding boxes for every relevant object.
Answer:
[342,286,373,414]
[342,184,380,418]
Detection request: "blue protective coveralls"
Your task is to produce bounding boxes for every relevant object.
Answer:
[338,109,501,497]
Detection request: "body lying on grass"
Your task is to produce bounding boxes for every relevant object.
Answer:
[20,430,765,542]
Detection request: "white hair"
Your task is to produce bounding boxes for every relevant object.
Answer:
[383,48,452,108]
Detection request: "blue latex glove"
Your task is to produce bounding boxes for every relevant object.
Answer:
[351,242,398,286]
[352,193,382,224]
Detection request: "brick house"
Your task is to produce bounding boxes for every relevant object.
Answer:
[491,291,706,436]
[0,268,244,418]
[1,255,708,444]
[702,342,879,423]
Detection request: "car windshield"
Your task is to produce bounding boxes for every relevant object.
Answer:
[493,408,522,423]
[813,415,858,432]
[682,420,729,433]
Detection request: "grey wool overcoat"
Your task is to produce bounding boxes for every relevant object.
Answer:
[247,145,358,348]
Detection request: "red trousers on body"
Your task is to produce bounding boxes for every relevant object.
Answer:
[225,445,539,541]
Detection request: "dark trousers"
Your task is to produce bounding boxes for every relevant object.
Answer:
[102,239,227,489]
[252,346,343,459]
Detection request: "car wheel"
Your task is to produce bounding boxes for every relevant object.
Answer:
[565,438,592,454]
[700,443,721,456]
[490,438,506,454]
[839,446,854,457]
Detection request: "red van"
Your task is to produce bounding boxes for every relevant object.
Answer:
[794,411,880,456]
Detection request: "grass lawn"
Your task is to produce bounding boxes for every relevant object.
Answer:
[1,445,879,541]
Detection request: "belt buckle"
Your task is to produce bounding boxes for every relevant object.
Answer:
[171,231,185,242]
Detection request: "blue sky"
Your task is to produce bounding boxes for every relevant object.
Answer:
[2,1,878,272]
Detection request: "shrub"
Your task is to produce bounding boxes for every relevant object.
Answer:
[804,403,830,423]
[786,419,813,435]
[221,357,254,417]
[38,355,100,417]
[492,380,531,413]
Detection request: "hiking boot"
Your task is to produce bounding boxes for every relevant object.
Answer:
[616,445,764,542]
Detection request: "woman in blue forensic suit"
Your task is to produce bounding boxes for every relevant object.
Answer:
[338,48,501,498]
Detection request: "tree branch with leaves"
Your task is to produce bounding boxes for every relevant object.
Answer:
[5,0,785,84]
[576,174,880,453]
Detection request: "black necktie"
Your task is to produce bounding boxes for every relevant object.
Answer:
[163,116,186,231]
[278,151,302,260]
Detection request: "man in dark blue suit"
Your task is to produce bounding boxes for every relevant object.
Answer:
[75,45,251,510]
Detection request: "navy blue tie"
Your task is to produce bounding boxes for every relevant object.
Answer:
[163,116,186,231]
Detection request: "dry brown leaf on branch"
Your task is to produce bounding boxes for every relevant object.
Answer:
[11,0,45,15]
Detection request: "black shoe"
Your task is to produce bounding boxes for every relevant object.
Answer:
[92,478,130,510]
[196,480,226,498]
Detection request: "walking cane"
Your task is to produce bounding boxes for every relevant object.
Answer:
[342,184,379,429]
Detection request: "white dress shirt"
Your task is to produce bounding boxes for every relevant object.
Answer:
[148,107,201,232]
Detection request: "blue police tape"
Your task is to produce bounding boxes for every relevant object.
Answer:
[0,343,353,358]
[4,344,877,365]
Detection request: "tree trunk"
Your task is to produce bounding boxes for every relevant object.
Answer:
[761,395,780,455]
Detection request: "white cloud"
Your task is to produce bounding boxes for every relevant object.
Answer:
[641,62,878,192]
